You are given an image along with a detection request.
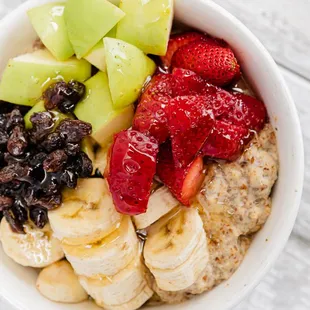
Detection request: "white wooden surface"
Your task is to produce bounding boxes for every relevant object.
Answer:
[0,1,309,309]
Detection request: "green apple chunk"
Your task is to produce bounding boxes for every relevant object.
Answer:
[0,49,91,106]
[104,38,156,108]
[75,72,134,147]
[65,0,125,59]
[83,27,117,72]
[116,0,174,56]
[24,100,71,129]
[81,137,96,164]
[28,2,74,61]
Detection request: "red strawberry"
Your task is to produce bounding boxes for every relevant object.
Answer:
[157,142,205,206]
[171,40,241,86]
[133,74,175,143]
[167,95,214,167]
[160,32,208,68]
[219,93,267,131]
[202,121,250,161]
[107,129,158,215]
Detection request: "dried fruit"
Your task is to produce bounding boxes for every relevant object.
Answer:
[7,126,28,156]
[41,132,64,152]
[156,142,205,206]
[64,142,80,156]
[0,129,9,145]
[0,164,29,184]
[60,170,77,188]
[30,112,55,142]
[167,95,214,167]
[107,129,158,215]
[0,195,13,210]
[6,109,24,132]
[75,152,93,177]
[57,119,92,143]
[172,39,241,86]
[43,150,68,172]
[30,207,48,229]
[3,209,25,233]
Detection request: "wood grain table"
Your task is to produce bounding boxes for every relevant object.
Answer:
[0,1,309,309]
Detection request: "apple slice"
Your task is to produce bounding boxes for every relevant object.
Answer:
[74,71,134,147]
[0,49,91,106]
[83,27,116,72]
[28,3,74,61]
[24,100,71,129]
[116,0,174,56]
[65,0,125,59]
[104,37,156,108]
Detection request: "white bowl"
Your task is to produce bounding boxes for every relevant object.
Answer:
[0,0,304,309]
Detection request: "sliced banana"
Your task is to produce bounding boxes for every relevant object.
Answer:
[36,260,88,303]
[0,218,64,268]
[63,216,139,278]
[133,187,180,229]
[144,207,204,270]
[49,179,122,245]
[79,254,153,309]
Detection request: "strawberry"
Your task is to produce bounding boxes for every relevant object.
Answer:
[160,32,208,68]
[219,93,267,131]
[133,74,174,143]
[202,120,250,161]
[107,129,158,215]
[157,142,205,206]
[167,95,214,167]
[171,39,241,86]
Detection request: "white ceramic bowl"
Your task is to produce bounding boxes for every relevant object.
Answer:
[0,0,304,310]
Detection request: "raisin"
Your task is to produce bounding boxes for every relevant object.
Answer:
[43,150,68,172]
[30,112,55,142]
[30,207,48,229]
[6,109,24,132]
[76,152,93,177]
[27,193,61,210]
[7,126,28,156]
[0,195,13,211]
[40,173,61,196]
[43,80,85,113]
[60,170,77,188]
[0,164,29,184]
[57,119,92,143]
[41,132,64,152]
[29,152,48,168]
[0,129,9,145]
[3,209,25,233]
[64,142,80,156]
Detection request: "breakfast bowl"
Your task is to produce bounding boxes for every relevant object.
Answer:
[0,0,304,310]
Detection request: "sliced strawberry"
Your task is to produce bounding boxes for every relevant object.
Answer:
[160,32,208,69]
[133,74,175,143]
[167,95,214,167]
[219,93,267,131]
[107,129,158,215]
[202,121,250,161]
[157,142,205,206]
[171,39,241,86]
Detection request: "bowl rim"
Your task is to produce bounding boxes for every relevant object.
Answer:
[0,0,304,310]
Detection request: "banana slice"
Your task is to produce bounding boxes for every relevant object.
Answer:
[133,187,180,229]
[49,179,122,245]
[36,260,88,303]
[0,218,64,268]
[144,207,204,270]
[63,216,139,278]
[79,254,153,309]
[149,231,209,291]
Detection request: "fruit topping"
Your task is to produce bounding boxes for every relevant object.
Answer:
[171,39,240,86]
[202,121,250,161]
[156,142,205,206]
[160,32,207,68]
[43,80,86,113]
[219,93,267,131]
[167,95,214,167]
[107,129,158,215]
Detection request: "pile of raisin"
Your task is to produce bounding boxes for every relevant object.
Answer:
[0,81,93,233]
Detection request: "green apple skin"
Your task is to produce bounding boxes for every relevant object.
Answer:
[28,2,74,61]
[24,100,71,129]
[116,0,174,56]
[65,0,125,59]
[83,27,117,72]
[74,71,134,147]
[0,49,91,106]
[104,38,156,109]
